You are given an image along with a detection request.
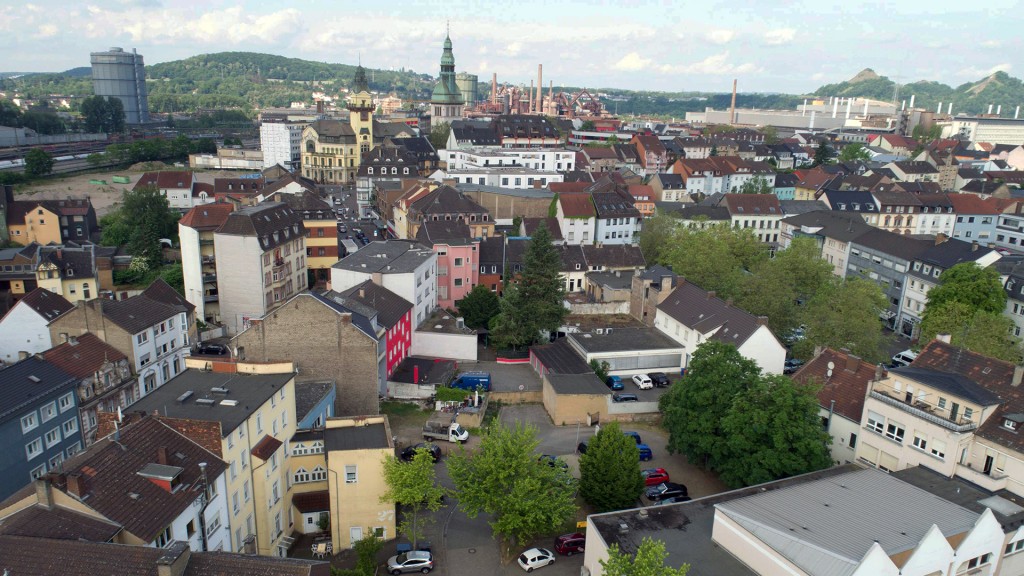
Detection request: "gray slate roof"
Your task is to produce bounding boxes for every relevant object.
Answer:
[16,287,74,322]
[889,366,1002,406]
[127,369,296,436]
[332,240,434,274]
[0,356,77,424]
[568,327,682,354]
[656,281,773,348]
[546,374,609,395]
[336,281,413,330]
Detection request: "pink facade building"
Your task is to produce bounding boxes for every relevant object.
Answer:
[417,221,480,310]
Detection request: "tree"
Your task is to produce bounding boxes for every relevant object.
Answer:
[102,185,180,267]
[660,224,767,300]
[837,142,871,163]
[380,448,446,549]
[579,422,644,512]
[24,148,53,177]
[457,284,500,329]
[447,422,576,549]
[760,125,779,145]
[709,144,719,157]
[717,375,832,487]
[429,122,450,150]
[924,262,1006,315]
[80,95,125,133]
[737,176,772,195]
[737,237,833,335]
[660,341,762,468]
[158,263,185,295]
[192,138,217,155]
[601,538,690,576]
[490,225,566,348]
[919,301,1021,362]
[811,140,834,167]
[794,276,889,363]
[580,120,596,131]
[0,99,22,127]
[589,359,610,381]
[636,211,677,265]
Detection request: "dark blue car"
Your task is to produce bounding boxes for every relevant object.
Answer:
[606,376,624,391]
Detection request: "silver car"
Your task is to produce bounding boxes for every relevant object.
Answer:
[386,550,433,574]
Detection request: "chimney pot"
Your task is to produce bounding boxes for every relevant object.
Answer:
[1014,365,1024,387]
[157,446,169,465]
[34,478,53,509]
[937,333,952,344]
[706,290,716,299]
[66,472,86,499]
[845,352,861,372]
[155,542,191,576]
[972,240,979,252]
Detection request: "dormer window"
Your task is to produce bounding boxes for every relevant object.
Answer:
[1004,419,1017,431]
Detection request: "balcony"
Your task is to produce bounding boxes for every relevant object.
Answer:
[203,294,219,303]
[199,239,214,246]
[869,390,978,433]
[201,255,216,264]
[956,462,1009,492]
[202,274,217,284]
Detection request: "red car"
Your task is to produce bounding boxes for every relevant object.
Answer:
[641,467,670,486]
[553,532,585,556]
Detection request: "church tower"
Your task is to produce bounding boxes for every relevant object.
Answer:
[430,30,465,127]
[347,63,375,155]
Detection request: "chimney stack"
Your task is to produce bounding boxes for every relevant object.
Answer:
[730,79,737,124]
[155,542,192,576]
[66,472,86,499]
[1014,365,1024,387]
[937,333,952,343]
[34,478,53,509]
[972,240,979,252]
[756,316,768,326]
[491,73,497,105]
[706,290,716,299]
[157,446,169,465]
[845,352,861,372]
[934,233,948,245]
[537,64,543,114]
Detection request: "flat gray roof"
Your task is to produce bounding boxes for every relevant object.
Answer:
[547,374,610,396]
[568,327,682,354]
[324,422,389,451]
[716,467,979,576]
[128,369,294,436]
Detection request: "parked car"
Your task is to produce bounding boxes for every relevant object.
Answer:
[891,349,918,368]
[612,393,639,403]
[632,374,653,389]
[399,442,441,463]
[195,342,228,356]
[637,443,653,461]
[653,494,692,505]
[605,376,623,391]
[641,467,670,486]
[783,359,805,374]
[538,454,569,470]
[644,482,688,503]
[648,372,671,387]
[338,225,348,233]
[517,547,555,572]
[553,533,585,556]
[623,431,642,444]
[386,550,434,574]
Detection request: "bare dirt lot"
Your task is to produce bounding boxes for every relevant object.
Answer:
[15,166,248,217]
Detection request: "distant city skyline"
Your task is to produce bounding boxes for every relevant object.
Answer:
[1,0,1019,93]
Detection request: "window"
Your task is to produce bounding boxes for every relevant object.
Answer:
[30,464,46,481]
[230,460,238,481]
[866,411,884,434]
[66,442,81,457]
[232,491,240,514]
[885,422,905,443]
[25,438,42,460]
[243,480,251,502]
[345,465,357,483]
[154,526,172,548]
[44,427,61,448]
[930,439,946,459]
[912,433,927,451]
[1006,539,1024,555]
[849,432,857,449]
[137,332,148,344]
[937,397,947,409]
[964,407,974,421]
[58,393,74,412]
[40,402,57,423]
[958,553,992,572]
[62,418,77,436]
[21,412,38,433]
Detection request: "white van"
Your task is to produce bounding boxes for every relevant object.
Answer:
[891,349,918,368]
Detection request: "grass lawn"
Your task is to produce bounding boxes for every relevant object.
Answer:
[381,401,432,433]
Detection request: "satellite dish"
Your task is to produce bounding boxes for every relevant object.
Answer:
[827,361,835,371]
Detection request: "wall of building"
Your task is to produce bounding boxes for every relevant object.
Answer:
[711,511,814,576]
[436,243,478,308]
[736,326,786,375]
[0,387,82,502]
[233,295,380,416]
[409,330,477,361]
[325,417,395,552]
[541,380,607,426]
[0,304,53,364]
[385,310,412,378]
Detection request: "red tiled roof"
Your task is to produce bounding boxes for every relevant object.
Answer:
[627,184,654,201]
[558,193,596,218]
[723,193,782,215]
[179,202,235,230]
[192,182,214,198]
[549,182,591,194]
[292,490,330,513]
[792,348,880,422]
[133,171,194,191]
[42,333,127,378]
[158,417,224,457]
[251,434,283,461]
[947,193,1002,215]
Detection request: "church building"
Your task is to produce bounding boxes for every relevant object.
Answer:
[430,32,465,127]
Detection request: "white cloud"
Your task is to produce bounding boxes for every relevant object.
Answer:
[957,62,1013,77]
[657,52,762,76]
[982,39,1001,48]
[705,29,734,45]
[763,28,796,46]
[34,24,58,38]
[506,41,523,57]
[613,52,653,72]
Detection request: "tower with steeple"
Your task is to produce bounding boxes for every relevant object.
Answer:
[430,29,465,127]
[348,63,375,153]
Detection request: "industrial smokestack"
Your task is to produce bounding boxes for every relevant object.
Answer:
[937,102,942,114]
[536,64,543,114]
[901,100,906,111]
[730,79,737,124]
[529,79,534,112]
[802,98,808,117]
[1016,106,1020,119]
[998,105,1002,116]
[948,102,952,115]
[492,73,497,105]
[809,110,816,130]
[832,98,838,118]
[988,104,994,115]
[863,99,869,117]
[909,94,915,108]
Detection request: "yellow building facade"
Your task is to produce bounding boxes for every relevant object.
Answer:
[9,204,62,246]
[301,66,377,185]
[325,415,396,552]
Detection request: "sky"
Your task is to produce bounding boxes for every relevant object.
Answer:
[2,0,1021,94]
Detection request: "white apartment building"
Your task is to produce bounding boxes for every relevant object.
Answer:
[443,148,576,172]
[431,167,565,190]
[330,241,438,327]
[179,203,235,325]
[260,121,306,170]
[214,202,308,335]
